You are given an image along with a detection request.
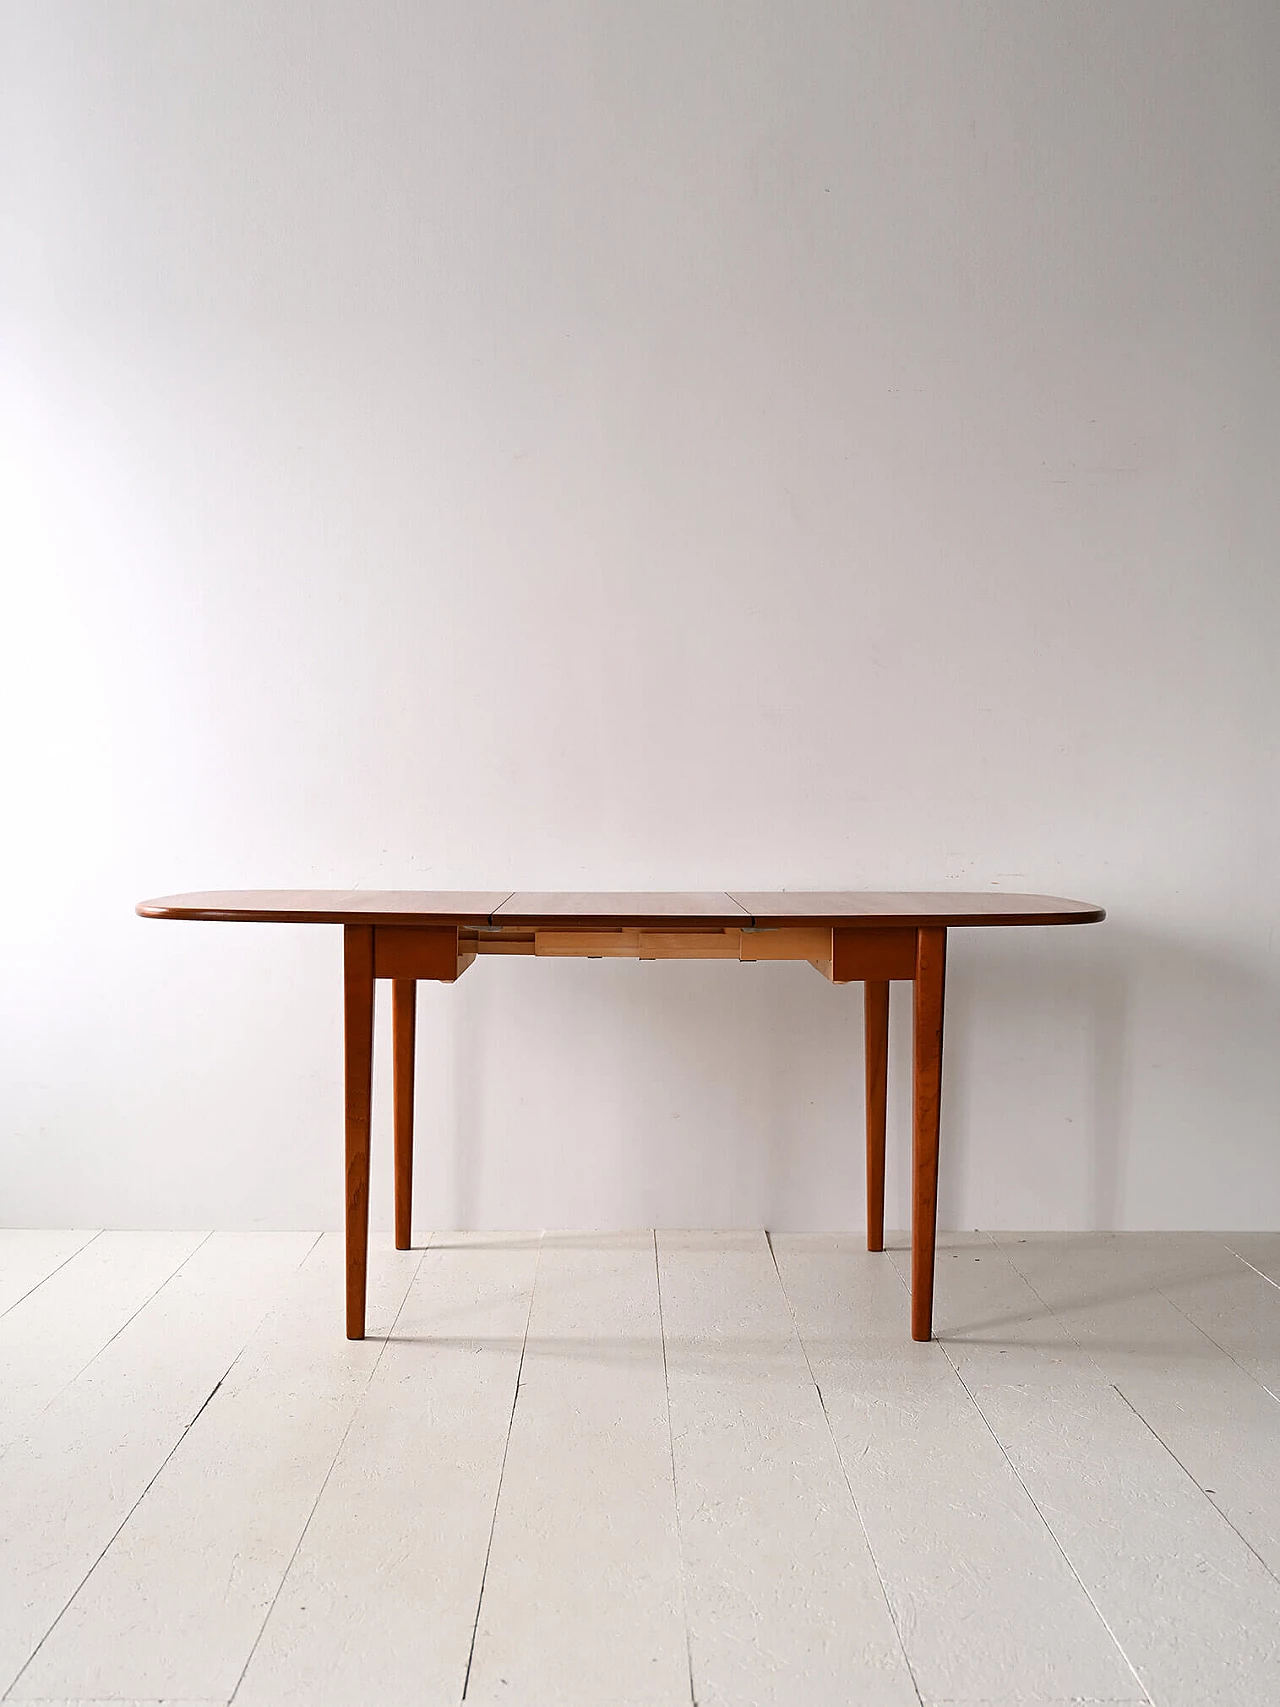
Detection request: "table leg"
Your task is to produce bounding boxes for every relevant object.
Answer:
[393,979,417,1250]
[344,924,375,1339]
[911,927,947,1341]
[864,981,890,1253]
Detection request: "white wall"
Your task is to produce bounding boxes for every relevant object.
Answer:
[3,1,1279,1234]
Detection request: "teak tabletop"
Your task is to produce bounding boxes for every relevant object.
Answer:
[137,889,1105,1341]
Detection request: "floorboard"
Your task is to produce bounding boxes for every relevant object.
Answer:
[1226,1233,1280,1287]
[773,1233,1141,1705]
[659,1231,916,1707]
[1155,1237,1280,1399]
[463,1231,689,1707]
[10,1234,415,1704]
[3,1229,1278,1707]
[0,1233,205,1456]
[234,1232,540,1707]
[992,1234,1280,1579]
[918,1232,1280,1707]
[0,1232,99,1319]
[0,1231,316,1698]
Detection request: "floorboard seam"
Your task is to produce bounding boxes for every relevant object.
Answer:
[459,1233,542,1702]
[1107,1382,1280,1590]
[0,1231,102,1322]
[992,1234,1280,1525]
[967,1235,1156,1706]
[652,1230,697,1707]
[1225,1242,1280,1295]
[765,1230,925,1707]
[0,1230,267,1702]
[224,1237,429,1705]
[0,1232,223,1476]
[1152,1274,1280,1409]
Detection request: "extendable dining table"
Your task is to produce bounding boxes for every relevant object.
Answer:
[136,890,1104,1341]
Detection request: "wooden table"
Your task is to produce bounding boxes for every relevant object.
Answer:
[136,890,1104,1341]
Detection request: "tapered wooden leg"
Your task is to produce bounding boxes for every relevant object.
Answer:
[911,927,947,1341]
[344,924,375,1339]
[393,979,417,1250]
[864,981,889,1253]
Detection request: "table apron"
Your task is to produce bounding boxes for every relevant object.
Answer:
[366,922,920,982]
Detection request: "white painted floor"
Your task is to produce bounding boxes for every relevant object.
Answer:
[1,1230,1278,1706]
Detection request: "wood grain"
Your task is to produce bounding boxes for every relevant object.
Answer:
[137,891,513,925]
[494,891,752,926]
[731,891,1105,927]
[737,925,833,960]
[373,926,473,982]
[343,926,375,1340]
[830,925,918,982]
[864,982,890,1255]
[911,927,947,1341]
[393,981,417,1252]
[138,889,1105,928]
